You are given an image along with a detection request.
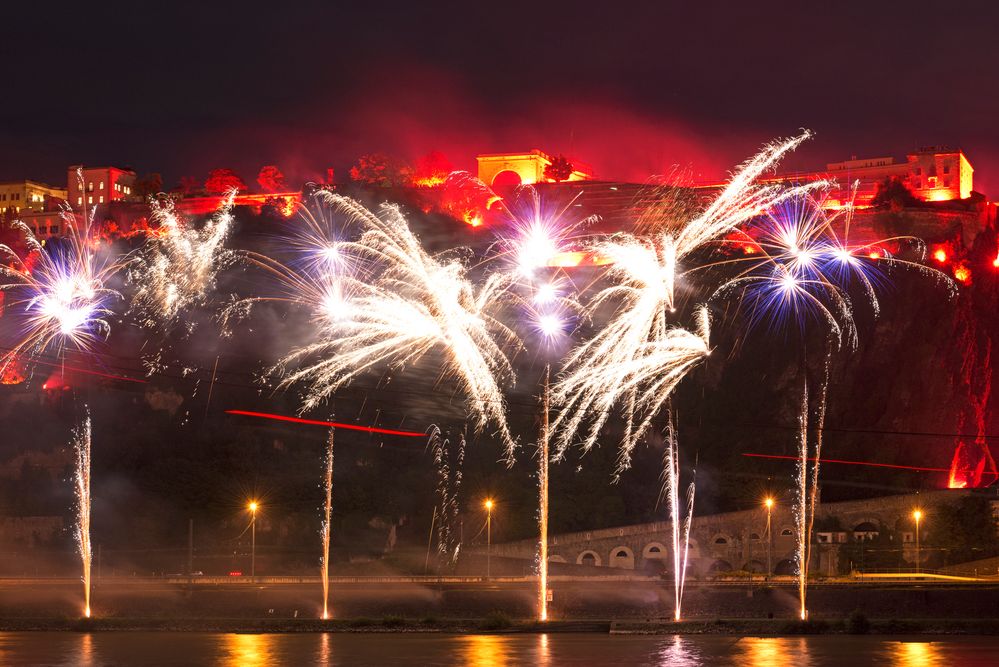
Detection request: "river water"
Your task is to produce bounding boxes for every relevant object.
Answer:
[0,632,996,666]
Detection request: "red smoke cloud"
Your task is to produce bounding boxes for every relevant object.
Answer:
[182,64,764,188]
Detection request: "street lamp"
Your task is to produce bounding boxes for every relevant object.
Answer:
[484,499,494,579]
[248,501,259,577]
[913,509,922,574]
[764,498,774,580]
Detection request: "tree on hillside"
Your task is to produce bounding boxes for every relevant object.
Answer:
[926,496,999,565]
[544,154,574,182]
[257,165,286,192]
[133,173,163,199]
[349,153,412,188]
[204,169,246,194]
[177,176,200,196]
[413,150,452,187]
[871,176,919,212]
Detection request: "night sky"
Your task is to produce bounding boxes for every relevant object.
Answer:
[2,1,997,194]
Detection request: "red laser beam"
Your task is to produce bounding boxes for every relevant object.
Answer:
[226,410,425,437]
[743,453,954,473]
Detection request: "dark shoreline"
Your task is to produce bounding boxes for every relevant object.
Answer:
[3,617,999,636]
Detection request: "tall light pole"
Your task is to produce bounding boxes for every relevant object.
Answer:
[913,509,922,574]
[484,499,493,579]
[764,497,774,581]
[248,501,259,578]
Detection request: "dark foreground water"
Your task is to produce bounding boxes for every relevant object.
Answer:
[1,632,997,666]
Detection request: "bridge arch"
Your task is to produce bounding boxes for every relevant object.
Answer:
[642,541,668,560]
[609,546,635,570]
[577,550,601,567]
[774,558,795,575]
[708,559,733,573]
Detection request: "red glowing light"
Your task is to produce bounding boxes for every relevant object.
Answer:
[743,244,758,255]
[225,410,425,437]
[992,253,999,268]
[868,250,881,260]
[933,248,947,263]
[954,264,972,284]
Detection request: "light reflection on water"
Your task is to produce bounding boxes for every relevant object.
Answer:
[221,633,276,667]
[890,641,943,667]
[460,634,521,667]
[738,637,812,666]
[0,631,991,666]
[654,635,704,665]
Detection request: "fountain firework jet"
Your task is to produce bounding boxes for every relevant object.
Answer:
[73,413,93,618]
[272,193,520,459]
[0,182,129,373]
[711,189,956,620]
[537,365,551,622]
[130,190,235,328]
[661,410,695,621]
[320,427,334,620]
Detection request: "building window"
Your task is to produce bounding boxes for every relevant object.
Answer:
[780,529,793,536]
[99,181,104,190]
[98,196,104,203]
[88,182,93,192]
[943,165,950,174]
[944,178,951,188]
[77,197,83,205]
[88,196,93,204]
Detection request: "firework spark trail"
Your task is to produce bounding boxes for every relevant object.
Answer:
[660,410,687,621]
[553,306,711,472]
[130,190,236,328]
[320,427,334,620]
[803,339,833,598]
[551,134,823,468]
[273,194,520,459]
[493,185,597,280]
[427,426,465,568]
[538,365,551,622]
[0,183,129,372]
[711,191,957,621]
[73,413,93,618]
[796,380,809,620]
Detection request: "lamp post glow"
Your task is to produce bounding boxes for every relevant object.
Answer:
[248,501,259,577]
[764,498,774,581]
[913,509,922,573]
[484,499,493,579]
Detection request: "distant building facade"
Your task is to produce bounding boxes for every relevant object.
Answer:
[67,165,136,209]
[482,490,998,577]
[476,150,592,189]
[0,180,66,216]
[766,146,975,207]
